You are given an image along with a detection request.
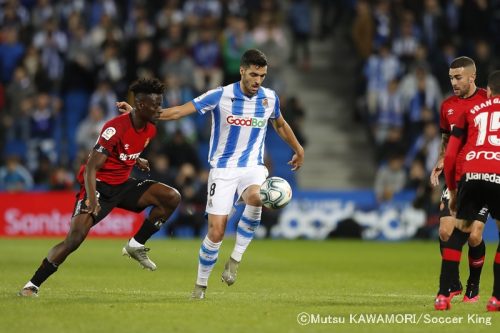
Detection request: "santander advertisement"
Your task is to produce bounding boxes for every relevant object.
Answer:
[0,192,144,237]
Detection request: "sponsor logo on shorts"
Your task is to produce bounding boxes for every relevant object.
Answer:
[226,115,266,128]
[441,188,450,201]
[466,150,500,161]
[479,207,489,217]
[465,172,500,184]
[102,127,116,140]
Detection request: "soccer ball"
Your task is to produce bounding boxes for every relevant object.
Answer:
[259,177,292,209]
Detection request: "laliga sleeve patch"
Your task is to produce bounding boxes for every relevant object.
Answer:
[101,127,116,140]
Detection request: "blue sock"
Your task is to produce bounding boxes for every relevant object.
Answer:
[196,236,222,286]
[231,205,261,262]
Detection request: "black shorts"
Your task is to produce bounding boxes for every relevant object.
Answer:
[439,182,489,222]
[456,173,500,221]
[73,178,157,224]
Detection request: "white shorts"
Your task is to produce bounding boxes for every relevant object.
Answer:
[206,165,269,215]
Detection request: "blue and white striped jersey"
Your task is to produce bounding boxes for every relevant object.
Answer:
[192,82,281,168]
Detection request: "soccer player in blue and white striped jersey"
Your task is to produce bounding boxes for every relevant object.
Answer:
[119,49,304,299]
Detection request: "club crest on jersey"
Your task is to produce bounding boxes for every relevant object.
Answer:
[101,127,116,140]
[262,98,268,107]
[124,144,130,150]
[447,109,454,115]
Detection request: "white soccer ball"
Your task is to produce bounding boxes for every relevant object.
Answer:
[259,177,292,209]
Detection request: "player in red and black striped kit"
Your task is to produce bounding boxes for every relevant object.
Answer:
[18,78,181,297]
[441,70,500,311]
[430,57,488,307]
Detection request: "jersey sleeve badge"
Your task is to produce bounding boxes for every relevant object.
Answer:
[101,127,116,140]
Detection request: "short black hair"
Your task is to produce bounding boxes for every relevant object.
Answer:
[130,77,165,96]
[240,49,268,68]
[449,56,475,69]
[488,70,500,95]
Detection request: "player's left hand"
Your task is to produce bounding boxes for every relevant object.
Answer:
[448,189,457,217]
[116,101,133,113]
[288,151,304,171]
[136,158,150,172]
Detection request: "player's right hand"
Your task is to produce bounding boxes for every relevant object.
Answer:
[82,198,101,217]
[116,101,133,113]
[430,159,444,186]
[135,157,150,172]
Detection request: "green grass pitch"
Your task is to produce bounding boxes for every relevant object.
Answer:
[0,238,498,333]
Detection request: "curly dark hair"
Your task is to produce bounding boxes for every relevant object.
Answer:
[130,77,165,96]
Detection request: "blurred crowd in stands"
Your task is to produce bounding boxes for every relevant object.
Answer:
[0,0,314,236]
[349,0,499,227]
[0,0,312,190]
[2,0,499,236]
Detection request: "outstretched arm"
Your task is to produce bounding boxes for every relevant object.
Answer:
[270,115,304,171]
[116,101,197,120]
[158,102,197,120]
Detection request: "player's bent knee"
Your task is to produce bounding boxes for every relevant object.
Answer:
[164,187,181,209]
[208,229,225,243]
[468,234,482,247]
[246,192,262,207]
[438,228,452,242]
[439,217,455,242]
[468,230,483,247]
[154,185,181,211]
[207,218,226,243]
